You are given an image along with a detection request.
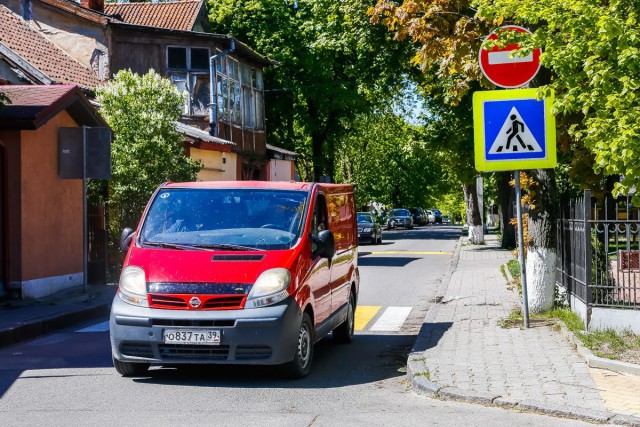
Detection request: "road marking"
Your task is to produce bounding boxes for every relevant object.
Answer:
[370,251,451,255]
[355,306,381,331]
[76,321,110,333]
[370,307,413,332]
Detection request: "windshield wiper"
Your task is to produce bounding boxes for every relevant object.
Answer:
[142,242,207,251]
[189,243,266,251]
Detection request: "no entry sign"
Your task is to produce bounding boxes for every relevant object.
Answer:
[479,26,541,89]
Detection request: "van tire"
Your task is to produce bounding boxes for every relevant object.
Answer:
[112,356,149,377]
[333,293,355,344]
[281,312,314,379]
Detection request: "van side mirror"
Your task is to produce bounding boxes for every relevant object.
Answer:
[312,230,335,259]
[120,227,134,253]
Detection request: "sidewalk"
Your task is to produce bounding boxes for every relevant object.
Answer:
[0,283,116,348]
[408,234,640,425]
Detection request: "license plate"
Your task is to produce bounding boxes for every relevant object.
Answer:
[163,329,220,345]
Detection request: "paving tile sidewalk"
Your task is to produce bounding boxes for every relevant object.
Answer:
[408,234,640,425]
[0,283,116,347]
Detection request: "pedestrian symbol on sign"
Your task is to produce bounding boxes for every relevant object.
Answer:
[488,107,542,155]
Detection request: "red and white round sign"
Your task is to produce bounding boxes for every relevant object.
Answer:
[479,25,541,89]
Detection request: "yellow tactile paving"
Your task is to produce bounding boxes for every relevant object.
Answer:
[355,306,381,331]
[370,251,451,255]
[589,367,640,414]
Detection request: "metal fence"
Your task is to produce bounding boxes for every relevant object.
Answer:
[557,190,640,309]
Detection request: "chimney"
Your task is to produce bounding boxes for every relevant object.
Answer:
[80,0,104,14]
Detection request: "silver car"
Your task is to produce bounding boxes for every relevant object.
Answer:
[387,208,414,229]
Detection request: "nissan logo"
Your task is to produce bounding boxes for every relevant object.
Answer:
[189,297,202,309]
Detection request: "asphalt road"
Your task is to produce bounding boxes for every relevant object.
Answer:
[0,225,597,426]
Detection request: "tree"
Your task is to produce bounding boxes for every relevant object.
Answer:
[422,95,485,243]
[474,0,640,202]
[208,0,416,180]
[95,70,201,239]
[334,111,445,208]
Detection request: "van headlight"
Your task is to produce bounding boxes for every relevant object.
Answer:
[118,266,148,307]
[245,268,291,309]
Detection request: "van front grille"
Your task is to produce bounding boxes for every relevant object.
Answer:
[202,295,246,309]
[149,293,246,310]
[149,295,188,308]
[158,344,230,360]
[120,342,154,358]
[151,319,235,327]
[235,345,272,360]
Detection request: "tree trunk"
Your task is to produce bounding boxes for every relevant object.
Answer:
[526,169,557,313]
[463,182,484,244]
[497,171,516,248]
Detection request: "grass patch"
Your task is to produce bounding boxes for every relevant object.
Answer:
[500,307,640,363]
[506,259,520,279]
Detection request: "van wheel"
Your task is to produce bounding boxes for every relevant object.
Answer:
[112,356,149,377]
[281,312,314,379]
[370,233,377,245]
[333,293,355,344]
[377,234,382,244]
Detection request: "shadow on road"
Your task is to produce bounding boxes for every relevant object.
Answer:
[0,331,421,395]
[131,333,415,389]
[412,322,453,352]
[357,257,421,267]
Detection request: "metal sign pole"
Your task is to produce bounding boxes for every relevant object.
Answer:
[514,170,530,327]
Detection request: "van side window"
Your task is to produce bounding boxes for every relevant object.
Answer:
[312,194,328,235]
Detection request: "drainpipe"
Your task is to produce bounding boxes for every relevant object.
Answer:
[209,39,235,137]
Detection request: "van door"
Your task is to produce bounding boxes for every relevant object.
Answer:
[327,190,356,314]
[307,192,332,326]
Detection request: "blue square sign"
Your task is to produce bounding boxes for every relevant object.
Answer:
[473,89,556,172]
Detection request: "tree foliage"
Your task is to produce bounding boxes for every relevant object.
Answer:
[208,0,416,180]
[474,0,640,201]
[334,111,445,208]
[370,0,640,202]
[95,70,201,226]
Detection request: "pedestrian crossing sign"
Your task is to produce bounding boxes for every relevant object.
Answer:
[473,88,556,172]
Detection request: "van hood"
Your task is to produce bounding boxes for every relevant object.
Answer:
[127,248,299,284]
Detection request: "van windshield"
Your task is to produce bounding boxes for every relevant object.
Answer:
[139,188,308,251]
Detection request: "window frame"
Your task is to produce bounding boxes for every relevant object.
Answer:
[166,46,211,117]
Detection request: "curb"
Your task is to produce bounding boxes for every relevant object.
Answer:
[406,236,640,425]
[557,322,640,376]
[501,260,640,377]
[0,302,111,348]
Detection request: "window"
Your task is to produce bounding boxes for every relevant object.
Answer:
[167,46,210,116]
[168,47,187,69]
[214,54,265,130]
[190,48,209,70]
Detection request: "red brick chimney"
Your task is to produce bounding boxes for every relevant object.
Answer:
[80,0,104,14]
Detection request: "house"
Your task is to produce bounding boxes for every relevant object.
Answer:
[0,85,108,299]
[0,0,292,181]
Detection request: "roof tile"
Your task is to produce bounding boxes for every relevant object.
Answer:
[104,1,203,31]
[0,5,101,89]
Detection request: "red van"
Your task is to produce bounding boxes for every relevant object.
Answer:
[110,181,359,378]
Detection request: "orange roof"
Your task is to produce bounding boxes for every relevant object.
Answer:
[0,85,107,129]
[0,5,101,90]
[104,0,203,31]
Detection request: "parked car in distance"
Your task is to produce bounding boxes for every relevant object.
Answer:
[111,181,359,379]
[442,215,452,224]
[409,207,427,226]
[387,208,413,229]
[430,209,443,223]
[357,212,382,244]
[425,210,435,224]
